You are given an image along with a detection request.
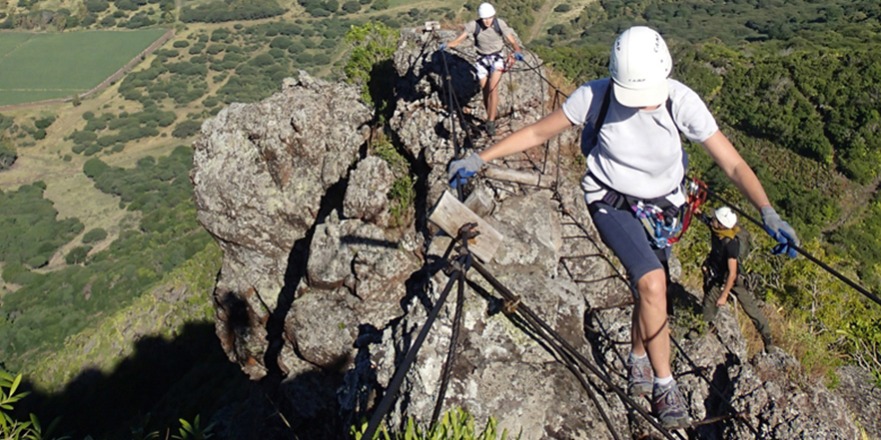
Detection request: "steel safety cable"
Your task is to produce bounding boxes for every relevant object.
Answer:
[470,261,685,440]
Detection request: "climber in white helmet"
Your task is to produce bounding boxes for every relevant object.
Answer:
[439,2,524,137]
[448,26,800,429]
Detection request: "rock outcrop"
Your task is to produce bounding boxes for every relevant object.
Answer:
[191,28,868,439]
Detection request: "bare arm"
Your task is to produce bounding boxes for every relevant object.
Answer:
[478,109,573,162]
[718,258,738,305]
[506,33,522,53]
[446,30,470,49]
[701,130,771,210]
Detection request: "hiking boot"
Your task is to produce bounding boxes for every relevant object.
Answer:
[485,121,496,136]
[652,380,690,429]
[761,335,774,352]
[627,355,653,398]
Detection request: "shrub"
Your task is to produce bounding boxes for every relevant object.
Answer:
[34,115,56,129]
[0,140,16,170]
[341,0,360,13]
[66,245,92,264]
[554,4,571,12]
[82,228,108,244]
[85,0,109,12]
[172,120,202,138]
[351,407,513,440]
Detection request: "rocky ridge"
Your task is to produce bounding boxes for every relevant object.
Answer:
[191,28,872,439]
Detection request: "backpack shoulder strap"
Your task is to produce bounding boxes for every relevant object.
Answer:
[474,19,505,45]
[588,85,679,155]
[666,98,675,127]
[586,82,613,148]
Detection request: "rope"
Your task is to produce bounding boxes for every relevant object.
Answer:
[429,271,466,428]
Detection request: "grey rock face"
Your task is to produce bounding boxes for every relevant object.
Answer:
[343,156,395,227]
[192,32,863,440]
[191,71,372,379]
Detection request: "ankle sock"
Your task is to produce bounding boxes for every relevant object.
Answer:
[654,375,674,386]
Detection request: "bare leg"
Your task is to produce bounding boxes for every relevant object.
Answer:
[484,70,503,122]
[633,268,672,378]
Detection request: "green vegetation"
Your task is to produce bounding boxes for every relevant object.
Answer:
[351,408,518,440]
[0,138,15,170]
[0,182,84,269]
[0,371,64,440]
[373,138,415,228]
[181,0,286,23]
[0,147,212,373]
[343,21,398,117]
[545,0,881,47]
[0,29,168,106]
[82,228,108,244]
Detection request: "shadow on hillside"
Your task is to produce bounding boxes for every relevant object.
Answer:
[18,322,260,439]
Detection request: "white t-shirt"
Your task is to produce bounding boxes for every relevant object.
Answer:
[562,78,719,205]
[463,18,516,55]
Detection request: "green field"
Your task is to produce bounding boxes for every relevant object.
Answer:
[0,29,168,106]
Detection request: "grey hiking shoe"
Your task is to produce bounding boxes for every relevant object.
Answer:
[485,120,496,136]
[627,355,653,398]
[652,380,690,429]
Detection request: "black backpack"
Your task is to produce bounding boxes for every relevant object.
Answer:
[726,227,752,264]
[703,225,752,285]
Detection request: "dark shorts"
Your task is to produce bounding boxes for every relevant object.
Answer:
[588,201,669,291]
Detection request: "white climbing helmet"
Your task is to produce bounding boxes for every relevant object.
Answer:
[714,206,738,229]
[609,26,672,108]
[478,2,496,19]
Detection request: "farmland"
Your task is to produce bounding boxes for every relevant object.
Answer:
[0,28,168,106]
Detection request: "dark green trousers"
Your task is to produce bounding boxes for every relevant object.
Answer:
[703,274,772,345]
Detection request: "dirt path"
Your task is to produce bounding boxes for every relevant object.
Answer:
[526,0,557,43]
[822,174,881,234]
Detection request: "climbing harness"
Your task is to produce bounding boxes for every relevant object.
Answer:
[595,176,707,249]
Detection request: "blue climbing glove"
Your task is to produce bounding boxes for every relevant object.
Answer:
[439,43,448,51]
[761,206,800,258]
[448,152,485,189]
[514,51,524,61]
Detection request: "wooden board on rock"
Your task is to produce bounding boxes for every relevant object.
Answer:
[428,190,503,263]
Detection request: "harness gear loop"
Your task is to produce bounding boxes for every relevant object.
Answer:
[628,177,708,249]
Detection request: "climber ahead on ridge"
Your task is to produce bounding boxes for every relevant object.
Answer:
[439,2,524,137]
[447,26,800,429]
